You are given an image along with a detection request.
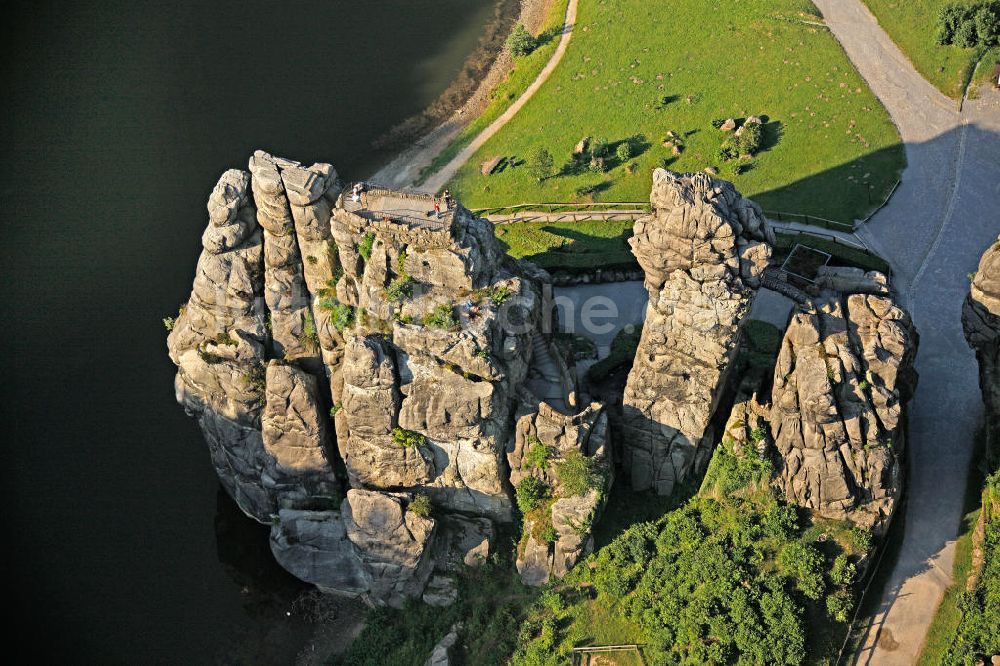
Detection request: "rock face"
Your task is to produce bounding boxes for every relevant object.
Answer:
[769,293,918,530]
[508,401,611,585]
[963,235,1000,467]
[168,153,562,605]
[330,192,543,521]
[622,170,772,495]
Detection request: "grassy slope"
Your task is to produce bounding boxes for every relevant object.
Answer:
[449,0,903,223]
[418,0,571,183]
[860,0,982,99]
[495,217,635,270]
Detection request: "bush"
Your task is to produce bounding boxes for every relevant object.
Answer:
[528,146,553,182]
[408,493,432,518]
[423,303,459,330]
[524,439,554,470]
[615,141,632,162]
[384,276,414,303]
[163,316,176,331]
[300,310,319,345]
[778,542,826,600]
[358,232,376,261]
[830,554,857,586]
[516,477,549,514]
[720,119,763,161]
[505,23,536,57]
[826,589,854,623]
[392,427,426,448]
[555,449,600,497]
[329,402,343,418]
[937,1,1000,47]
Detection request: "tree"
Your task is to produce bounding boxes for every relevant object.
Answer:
[528,146,554,182]
[505,23,536,57]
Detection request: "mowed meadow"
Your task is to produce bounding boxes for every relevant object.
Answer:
[449,0,905,223]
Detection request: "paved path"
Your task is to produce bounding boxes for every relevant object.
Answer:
[419,0,579,194]
[812,2,1000,664]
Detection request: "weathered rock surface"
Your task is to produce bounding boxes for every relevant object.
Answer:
[331,195,545,521]
[963,234,1000,466]
[508,401,611,585]
[270,489,437,607]
[622,170,772,495]
[770,293,917,529]
[169,153,562,605]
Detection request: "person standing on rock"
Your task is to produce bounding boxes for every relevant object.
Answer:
[433,199,441,218]
[443,189,452,210]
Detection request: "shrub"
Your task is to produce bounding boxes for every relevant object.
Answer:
[505,23,536,57]
[163,316,176,331]
[319,298,354,333]
[329,402,343,418]
[423,303,459,330]
[830,554,857,586]
[615,141,632,162]
[556,449,600,497]
[826,589,854,623]
[539,525,558,544]
[524,439,554,470]
[245,364,266,398]
[384,276,414,303]
[358,232,376,261]
[392,427,427,448]
[778,542,826,600]
[720,119,763,161]
[408,493,432,518]
[515,477,549,514]
[528,146,553,182]
[937,1,1000,47]
[300,310,319,345]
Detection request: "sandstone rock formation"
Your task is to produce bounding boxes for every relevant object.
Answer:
[622,170,772,495]
[168,153,572,605]
[329,191,543,521]
[963,234,1000,467]
[769,293,917,530]
[508,401,611,585]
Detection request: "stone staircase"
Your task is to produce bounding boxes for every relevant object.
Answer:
[526,332,570,412]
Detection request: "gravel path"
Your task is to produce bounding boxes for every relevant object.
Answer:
[812,2,1000,664]
[418,0,578,194]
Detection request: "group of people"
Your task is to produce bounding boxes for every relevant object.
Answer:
[432,189,452,218]
[348,181,453,219]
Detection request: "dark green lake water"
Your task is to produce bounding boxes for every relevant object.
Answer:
[0,1,496,661]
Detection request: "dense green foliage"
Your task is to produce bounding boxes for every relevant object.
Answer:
[451,0,903,223]
[720,119,764,161]
[939,472,1000,663]
[524,438,554,470]
[392,427,427,448]
[423,303,459,330]
[506,23,537,58]
[358,232,376,261]
[555,449,601,497]
[937,1,1000,48]
[529,146,554,182]
[513,442,860,664]
[862,0,983,97]
[516,476,550,514]
[408,493,432,519]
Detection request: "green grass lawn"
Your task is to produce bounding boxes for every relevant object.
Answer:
[860,0,983,99]
[417,0,571,184]
[495,217,636,271]
[449,0,904,224]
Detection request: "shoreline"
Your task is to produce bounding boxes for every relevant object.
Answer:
[369,0,554,188]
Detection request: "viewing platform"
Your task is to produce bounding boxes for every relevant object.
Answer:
[340,186,455,230]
